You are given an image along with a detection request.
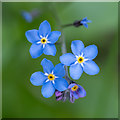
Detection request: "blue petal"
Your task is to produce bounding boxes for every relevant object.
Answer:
[83,23,88,28]
[41,81,55,98]
[54,78,68,91]
[53,63,65,77]
[83,60,99,75]
[30,72,47,86]
[82,45,98,60]
[87,20,92,23]
[81,21,86,24]
[41,58,54,74]
[78,85,86,98]
[73,92,79,99]
[22,11,32,23]
[60,53,76,66]
[48,31,61,44]
[39,20,51,37]
[25,30,40,43]
[43,44,56,56]
[71,40,84,56]
[29,43,43,58]
[70,63,83,79]
[68,83,77,89]
[82,17,87,21]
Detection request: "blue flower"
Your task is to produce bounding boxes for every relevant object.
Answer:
[30,58,68,98]
[25,20,61,58]
[60,40,100,79]
[68,83,86,103]
[81,17,91,28]
[22,11,33,23]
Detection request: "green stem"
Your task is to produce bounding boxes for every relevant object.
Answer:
[50,4,72,84]
[61,23,73,28]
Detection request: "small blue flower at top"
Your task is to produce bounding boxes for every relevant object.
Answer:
[60,40,100,80]
[22,11,33,23]
[81,17,91,28]
[30,58,68,98]
[25,20,61,58]
[68,83,86,103]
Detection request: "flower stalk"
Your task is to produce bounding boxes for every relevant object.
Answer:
[61,20,83,28]
[51,4,72,84]
[60,31,72,84]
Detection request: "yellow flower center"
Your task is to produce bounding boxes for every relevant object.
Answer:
[41,38,47,44]
[71,85,78,91]
[48,74,55,81]
[78,56,84,63]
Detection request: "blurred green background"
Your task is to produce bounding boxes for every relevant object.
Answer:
[0,1,2,119]
[2,2,118,118]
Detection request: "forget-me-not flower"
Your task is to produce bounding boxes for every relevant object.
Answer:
[60,40,100,79]
[81,17,91,28]
[22,11,33,23]
[30,58,68,98]
[68,83,86,103]
[25,20,61,58]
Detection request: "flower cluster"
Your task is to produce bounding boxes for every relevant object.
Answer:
[26,19,99,103]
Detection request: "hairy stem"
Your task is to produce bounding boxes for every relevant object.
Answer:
[61,23,73,28]
[51,4,72,84]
